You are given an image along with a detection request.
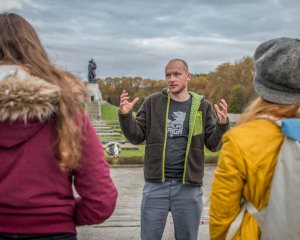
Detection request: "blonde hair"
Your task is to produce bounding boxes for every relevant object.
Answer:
[0,13,87,171]
[237,97,300,125]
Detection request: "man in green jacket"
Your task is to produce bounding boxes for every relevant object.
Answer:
[119,59,229,240]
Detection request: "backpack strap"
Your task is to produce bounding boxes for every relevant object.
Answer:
[246,201,266,229]
[256,114,282,127]
[281,119,300,141]
[225,201,246,240]
[225,201,266,240]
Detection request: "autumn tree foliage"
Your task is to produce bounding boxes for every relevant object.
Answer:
[207,56,256,112]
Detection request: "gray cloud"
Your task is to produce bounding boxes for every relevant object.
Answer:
[1,0,300,79]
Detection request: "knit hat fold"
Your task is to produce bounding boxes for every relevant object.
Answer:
[254,37,300,104]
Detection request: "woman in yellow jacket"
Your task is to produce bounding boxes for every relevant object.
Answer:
[209,37,300,240]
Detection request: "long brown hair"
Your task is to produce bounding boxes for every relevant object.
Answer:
[0,12,88,171]
[237,97,300,125]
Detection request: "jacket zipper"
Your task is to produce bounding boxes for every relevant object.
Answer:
[162,95,170,182]
[182,93,203,184]
[182,106,197,184]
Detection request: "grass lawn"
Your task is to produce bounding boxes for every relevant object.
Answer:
[119,145,218,158]
[101,103,136,121]
[104,144,145,158]
[104,144,218,158]
[100,102,219,163]
[105,145,145,164]
[101,103,119,120]
[100,135,126,141]
[205,148,219,157]
[119,144,145,157]
[105,143,219,164]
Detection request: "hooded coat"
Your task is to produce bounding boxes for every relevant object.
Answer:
[209,119,286,239]
[0,66,117,234]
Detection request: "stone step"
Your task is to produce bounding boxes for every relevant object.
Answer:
[85,102,101,120]
[95,129,113,133]
[121,143,139,150]
[91,122,107,127]
[97,131,115,134]
[98,132,122,136]
[94,126,112,130]
[101,139,126,144]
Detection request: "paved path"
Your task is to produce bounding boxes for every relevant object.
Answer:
[77,164,216,240]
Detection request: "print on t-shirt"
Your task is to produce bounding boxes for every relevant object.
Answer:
[168,111,186,137]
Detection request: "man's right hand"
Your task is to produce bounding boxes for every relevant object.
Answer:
[119,90,139,114]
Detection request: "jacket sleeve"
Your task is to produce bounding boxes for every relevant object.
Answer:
[204,102,230,152]
[118,101,146,145]
[209,133,245,240]
[74,113,118,226]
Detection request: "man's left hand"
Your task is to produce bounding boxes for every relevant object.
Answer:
[214,99,228,124]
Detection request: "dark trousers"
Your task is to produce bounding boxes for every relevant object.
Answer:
[0,233,76,240]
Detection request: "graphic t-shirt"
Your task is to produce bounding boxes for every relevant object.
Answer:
[165,96,192,180]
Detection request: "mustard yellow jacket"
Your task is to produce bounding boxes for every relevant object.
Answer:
[209,119,284,240]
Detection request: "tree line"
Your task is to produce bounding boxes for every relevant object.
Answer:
[96,56,257,113]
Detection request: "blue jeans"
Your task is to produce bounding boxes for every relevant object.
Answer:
[141,181,203,240]
[0,233,76,240]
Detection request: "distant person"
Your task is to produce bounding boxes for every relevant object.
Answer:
[106,141,121,158]
[209,38,300,239]
[119,59,230,240]
[0,13,117,239]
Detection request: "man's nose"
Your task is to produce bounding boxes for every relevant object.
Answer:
[167,78,174,84]
[169,74,176,81]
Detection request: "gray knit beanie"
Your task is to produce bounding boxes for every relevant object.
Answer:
[253,37,300,104]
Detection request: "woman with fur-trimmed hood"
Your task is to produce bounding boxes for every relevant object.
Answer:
[0,13,117,239]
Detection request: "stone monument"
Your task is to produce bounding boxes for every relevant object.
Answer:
[88,59,97,83]
[85,59,103,120]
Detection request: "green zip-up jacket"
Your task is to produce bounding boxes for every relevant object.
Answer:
[119,89,230,185]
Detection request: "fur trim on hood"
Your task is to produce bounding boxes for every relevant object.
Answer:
[0,65,61,122]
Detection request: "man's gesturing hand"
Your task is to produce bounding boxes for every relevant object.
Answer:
[119,90,139,114]
[214,99,228,124]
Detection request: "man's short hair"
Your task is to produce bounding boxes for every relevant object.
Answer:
[167,59,189,72]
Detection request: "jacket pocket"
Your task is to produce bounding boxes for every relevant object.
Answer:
[186,148,204,184]
[144,143,163,180]
[193,111,203,136]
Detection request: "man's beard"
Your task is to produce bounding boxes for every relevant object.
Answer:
[169,84,187,95]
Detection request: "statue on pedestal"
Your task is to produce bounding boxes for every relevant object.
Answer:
[88,59,97,83]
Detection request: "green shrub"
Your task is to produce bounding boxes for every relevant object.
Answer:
[105,155,218,165]
[106,156,144,165]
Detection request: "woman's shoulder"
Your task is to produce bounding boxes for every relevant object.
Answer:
[224,119,283,146]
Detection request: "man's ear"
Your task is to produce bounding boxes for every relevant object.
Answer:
[187,72,192,81]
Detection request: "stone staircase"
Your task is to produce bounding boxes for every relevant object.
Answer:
[85,102,100,120]
[90,120,121,136]
[96,122,138,151]
[85,104,138,153]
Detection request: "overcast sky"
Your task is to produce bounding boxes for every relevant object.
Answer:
[1,0,300,80]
